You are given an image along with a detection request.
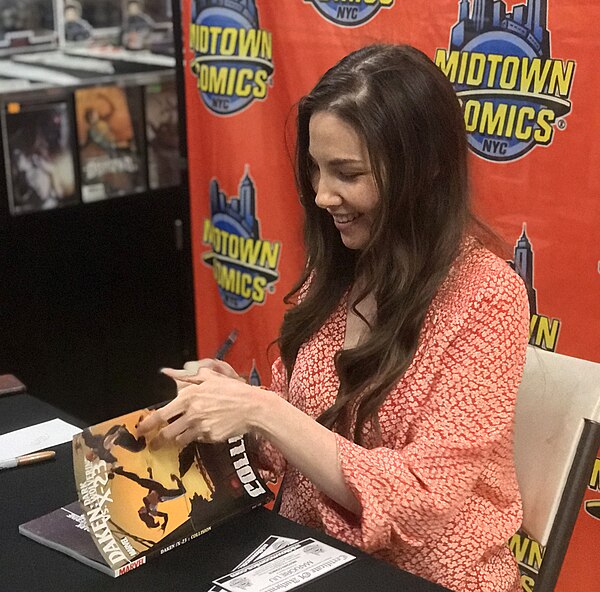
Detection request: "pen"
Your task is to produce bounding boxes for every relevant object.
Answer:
[215,328,239,361]
[0,450,56,470]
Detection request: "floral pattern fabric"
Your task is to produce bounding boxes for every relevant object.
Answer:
[259,238,530,592]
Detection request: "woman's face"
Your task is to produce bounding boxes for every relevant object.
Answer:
[308,111,379,250]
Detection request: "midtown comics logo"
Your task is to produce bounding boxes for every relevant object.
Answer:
[435,0,575,162]
[190,0,274,115]
[304,0,394,27]
[509,530,543,591]
[584,458,600,521]
[202,168,281,312]
[510,225,561,351]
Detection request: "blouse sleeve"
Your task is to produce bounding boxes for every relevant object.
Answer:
[315,272,530,553]
[254,274,313,480]
[253,357,288,481]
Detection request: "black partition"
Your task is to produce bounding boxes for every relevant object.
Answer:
[0,0,195,423]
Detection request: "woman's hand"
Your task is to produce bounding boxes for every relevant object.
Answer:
[161,359,244,390]
[139,367,361,514]
[137,368,266,449]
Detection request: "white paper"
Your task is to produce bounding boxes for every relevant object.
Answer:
[213,538,356,592]
[236,536,298,569]
[0,419,81,460]
[209,536,299,592]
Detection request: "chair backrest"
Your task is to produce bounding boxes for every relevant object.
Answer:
[514,346,600,546]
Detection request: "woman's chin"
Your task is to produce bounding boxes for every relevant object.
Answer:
[340,232,369,250]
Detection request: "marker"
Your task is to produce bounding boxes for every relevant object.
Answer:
[0,450,56,470]
[214,328,239,361]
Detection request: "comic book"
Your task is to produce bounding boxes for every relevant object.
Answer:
[19,408,273,577]
[145,79,181,189]
[18,501,117,576]
[74,84,147,202]
[3,100,79,215]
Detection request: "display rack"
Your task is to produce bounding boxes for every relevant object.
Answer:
[0,0,180,215]
[0,0,195,423]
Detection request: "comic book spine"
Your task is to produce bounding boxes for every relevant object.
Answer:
[73,446,133,572]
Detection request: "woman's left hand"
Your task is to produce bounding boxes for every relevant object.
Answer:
[137,368,266,449]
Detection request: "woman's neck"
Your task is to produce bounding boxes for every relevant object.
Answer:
[344,284,376,350]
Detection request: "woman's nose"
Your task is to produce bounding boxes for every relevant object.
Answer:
[314,177,342,209]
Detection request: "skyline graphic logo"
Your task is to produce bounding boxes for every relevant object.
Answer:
[304,0,394,27]
[435,0,575,162]
[190,0,274,115]
[202,167,281,312]
[511,225,561,351]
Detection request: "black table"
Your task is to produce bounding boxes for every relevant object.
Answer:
[0,394,449,591]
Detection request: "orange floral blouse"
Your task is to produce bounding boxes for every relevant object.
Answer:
[259,238,530,592]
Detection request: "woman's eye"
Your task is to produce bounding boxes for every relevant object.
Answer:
[337,171,360,181]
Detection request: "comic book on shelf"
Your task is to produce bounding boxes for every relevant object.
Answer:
[74,84,147,202]
[144,79,181,189]
[3,100,79,215]
[19,407,273,577]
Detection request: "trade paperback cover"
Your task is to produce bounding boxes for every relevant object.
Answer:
[3,101,79,215]
[74,85,146,202]
[19,407,272,577]
[145,80,181,190]
[19,501,116,576]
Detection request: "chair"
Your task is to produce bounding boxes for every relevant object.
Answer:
[513,346,600,591]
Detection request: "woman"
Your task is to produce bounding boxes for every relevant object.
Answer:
[138,44,529,591]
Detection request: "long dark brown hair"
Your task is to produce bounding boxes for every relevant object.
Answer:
[279,44,471,444]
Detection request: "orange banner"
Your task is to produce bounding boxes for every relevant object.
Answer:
[182,2,600,589]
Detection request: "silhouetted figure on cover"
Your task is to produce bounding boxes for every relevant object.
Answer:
[82,424,146,464]
[110,466,187,531]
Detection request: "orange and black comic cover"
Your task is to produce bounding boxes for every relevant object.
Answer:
[74,84,146,202]
[144,79,181,190]
[72,407,273,575]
